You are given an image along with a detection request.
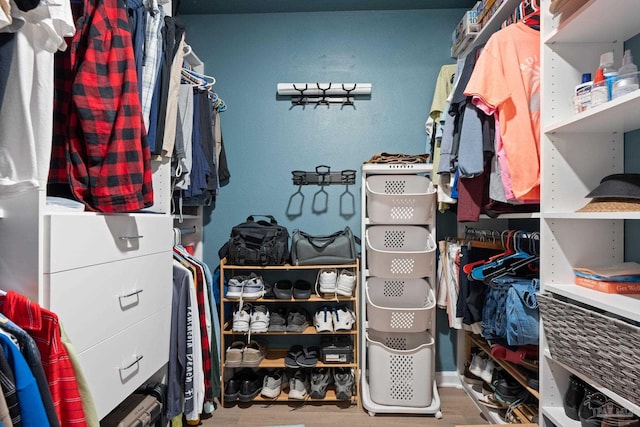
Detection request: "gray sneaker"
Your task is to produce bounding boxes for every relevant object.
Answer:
[309,368,332,399]
[288,370,309,400]
[267,307,287,332]
[261,369,284,399]
[333,367,354,400]
[285,307,310,332]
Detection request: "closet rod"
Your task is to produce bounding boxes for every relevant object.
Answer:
[183,44,204,73]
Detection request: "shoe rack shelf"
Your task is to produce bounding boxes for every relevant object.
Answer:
[219,258,360,406]
[468,334,540,400]
[243,348,357,368]
[462,333,539,425]
[252,389,350,403]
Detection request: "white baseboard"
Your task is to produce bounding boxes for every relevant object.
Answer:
[436,371,462,388]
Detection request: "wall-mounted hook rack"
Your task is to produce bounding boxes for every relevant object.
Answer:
[291,165,357,186]
[277,82,371,107]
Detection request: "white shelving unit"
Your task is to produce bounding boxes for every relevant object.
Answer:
[359,163,441,418]
[540,0,640,425]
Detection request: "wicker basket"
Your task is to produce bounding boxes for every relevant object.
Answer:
[537,292,640,406]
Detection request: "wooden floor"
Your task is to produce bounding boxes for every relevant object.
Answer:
[198,387,489,427]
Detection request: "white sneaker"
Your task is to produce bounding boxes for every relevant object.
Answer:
[316,268,337,295]
[250,304,270,333]
[336,270,356,296]
[314,306,333,332]
[232,303,252,332]
[469,353,485,378]
[332,306,356,331]
[480,359,495,384]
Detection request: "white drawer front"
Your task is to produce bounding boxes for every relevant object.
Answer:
[45,213,172,273]
[78,308,171,420]
[46,252,172,353]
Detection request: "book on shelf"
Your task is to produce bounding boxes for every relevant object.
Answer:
[573,261,640,280]
[574,275,640,294]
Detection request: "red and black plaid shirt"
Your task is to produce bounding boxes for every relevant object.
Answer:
[0,291,87,427]
[50,0,153,213]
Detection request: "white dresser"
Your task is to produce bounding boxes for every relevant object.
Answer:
[0,178,174,419]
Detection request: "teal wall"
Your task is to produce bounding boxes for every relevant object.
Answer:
[625,35,640,260]
[181,9,467,372]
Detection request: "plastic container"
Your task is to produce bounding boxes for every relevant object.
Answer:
[574,73,592,113]
[591,68,608,107]
[600,51,618,101]
[365,175,435,224]
[366,329,434,407]
[365,277,435,332]
[613,50,639,99]
[365,225,436,278]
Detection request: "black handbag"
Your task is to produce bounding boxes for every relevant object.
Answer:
[219,215,290,266]
[290,226,358,266]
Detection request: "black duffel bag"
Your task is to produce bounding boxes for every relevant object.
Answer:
[219,215,290,266]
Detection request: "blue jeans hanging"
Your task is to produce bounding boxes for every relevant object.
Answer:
[482,276,539,346]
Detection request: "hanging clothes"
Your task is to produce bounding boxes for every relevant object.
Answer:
[0,0,75,192]
[0,314,59,427]
[0,346,21,427]
[0,332,50,426]
[0,291,89,427]
[464,21,541,201]
[49,0,154,213]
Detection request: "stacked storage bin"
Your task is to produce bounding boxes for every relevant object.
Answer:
[359,164,441,417]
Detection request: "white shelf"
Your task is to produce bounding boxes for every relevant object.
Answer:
[479,212,541,219]
[544,90,640,134]
[542,212,640,220]
[455,0,522,58]
[544,282,640,323]
[544,350,640,418]
[541,405,581,427]
[458,377,507,424]
[544,0,640,44]
[361,163,433,174]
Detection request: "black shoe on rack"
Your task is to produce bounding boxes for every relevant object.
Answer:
[225,368,254,402]
[238,369,265,402]
[492,368,529,404]
[564,374,586,421]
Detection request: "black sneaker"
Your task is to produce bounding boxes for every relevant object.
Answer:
[492,368,528,404]
[224,368,253,402]
[224,376,242,402]
[238,369,265,402]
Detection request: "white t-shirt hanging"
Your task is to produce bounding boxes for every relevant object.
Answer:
[0,0,74,192]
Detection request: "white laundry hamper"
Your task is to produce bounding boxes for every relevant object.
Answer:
[366,329,434,407]
[365,225,436,278]
[366,175,436,224]
[366,277,435,332]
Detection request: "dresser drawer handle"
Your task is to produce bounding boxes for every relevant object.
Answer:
[120,289,143,299]
[119,235,144,240]
[119,354,143,372]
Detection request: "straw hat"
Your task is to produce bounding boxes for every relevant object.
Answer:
[577,174,640,212]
